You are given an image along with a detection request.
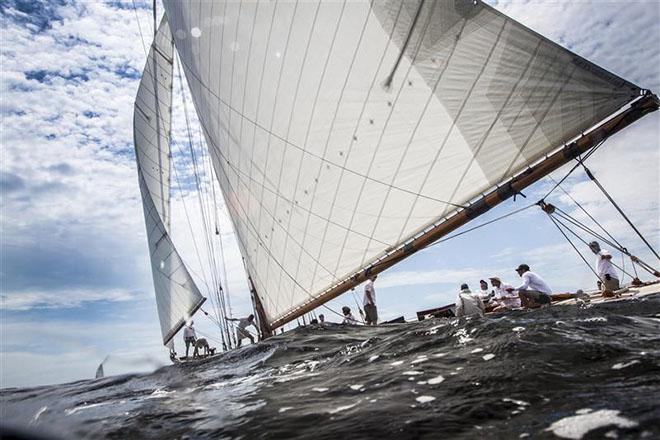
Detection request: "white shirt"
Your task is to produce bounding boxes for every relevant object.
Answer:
[455,289,485,318]
[183,325,196,339]
[515,271,552,295]
[363,280,376,306]
[342,313,358,325]
[495,283,520,308]
[596,250,618,280]
[477,288,491,300]
[237,318,254,330]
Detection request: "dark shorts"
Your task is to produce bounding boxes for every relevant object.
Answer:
[602,276,620,292]
[519,290,551,306]
[364,304,378,324]
[184,337,195,346]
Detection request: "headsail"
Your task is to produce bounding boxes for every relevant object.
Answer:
[134,16,205,345]
[163,0,656,330]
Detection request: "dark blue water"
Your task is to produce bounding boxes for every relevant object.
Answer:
[2,295,660,440]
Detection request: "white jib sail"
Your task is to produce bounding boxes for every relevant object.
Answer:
[134,16,205,345]
[163,0,642,328]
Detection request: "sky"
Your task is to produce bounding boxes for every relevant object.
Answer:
[1,0,658,389]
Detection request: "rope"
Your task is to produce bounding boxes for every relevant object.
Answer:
[580,163,660,261]
[546,213,603,282]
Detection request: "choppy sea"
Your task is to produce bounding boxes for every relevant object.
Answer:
[2,295,660,440]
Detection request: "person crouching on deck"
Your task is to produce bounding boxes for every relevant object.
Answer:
[588,241,620,294]
[183,320,196,358]
[489,276,519,311]
[363,275,378,325]
[510,264,553,308]
[455,284,485,318]
[341,306,359,325]
[226,315,256,347]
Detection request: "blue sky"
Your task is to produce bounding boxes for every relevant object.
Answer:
[1,0,658,388]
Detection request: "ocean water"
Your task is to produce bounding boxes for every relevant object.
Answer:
[2,295,660,440]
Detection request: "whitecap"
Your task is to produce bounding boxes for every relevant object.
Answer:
[312,387,329,393]
[483,353,495,361]
[30,406,47,424]
[402,371,423,376]
[432,352,447,358]
[545,409,638,439]
[612,360,640,370]
[428,375,445,385]
[576,408,593,415]
[503,398,530,406]
[279,407,293,413]
[329,402,359,414]
[349,384,363,391]
[368,355,380,362]
[65,402,107,416]
[512,327,525,332]
[470,348,484,353]
[390,360,404,366]
[416,396,435,403]
[411,357,428,364]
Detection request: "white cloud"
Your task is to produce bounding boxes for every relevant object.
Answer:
[1,288,144,311]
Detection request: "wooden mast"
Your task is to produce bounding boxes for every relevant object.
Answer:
[267,92,659,331]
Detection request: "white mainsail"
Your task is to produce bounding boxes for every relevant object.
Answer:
[162,0,650,329]
[134,17,205,345]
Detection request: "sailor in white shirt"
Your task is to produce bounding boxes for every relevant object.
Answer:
[341,306,359,325]
[226,314,257,347]
[477,279,492,302]
[512,264,553,308]
[455,284,485,318]
[489,277,519,310]
[183,321,196,358]
[588,241,620,292]
[363,275,378,325]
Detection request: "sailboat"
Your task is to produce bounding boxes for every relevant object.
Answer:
[133,0,659,358]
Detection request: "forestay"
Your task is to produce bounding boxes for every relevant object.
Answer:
[163,0,642,328]
[134,17,205,345]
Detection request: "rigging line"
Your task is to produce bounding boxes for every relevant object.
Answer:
[173,54,467,209]
[419,203,536,252]
[548,176,625,249]
[580,162,660,261]
[540,105,635,202]
[550,212,636,280]
[552,207,622,253]
[175,58,224,301]
[546,213,602,281]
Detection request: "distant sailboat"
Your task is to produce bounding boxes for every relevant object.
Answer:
[134,1,659,354]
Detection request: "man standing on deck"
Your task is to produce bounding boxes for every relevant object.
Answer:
[455,284,485,318]
[183,320,196,358]
[363,275,378,325]
[509,264,553,308]
[226,315,257,348]
[588,241,620,292]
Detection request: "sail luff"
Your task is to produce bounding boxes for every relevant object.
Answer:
[268,93,659,330]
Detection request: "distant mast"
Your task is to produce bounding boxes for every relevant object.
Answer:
[133,16,206,346]
[162,0,658,332]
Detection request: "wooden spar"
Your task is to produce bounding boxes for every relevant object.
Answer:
[267,92,659,331]
[248,273,272,339]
